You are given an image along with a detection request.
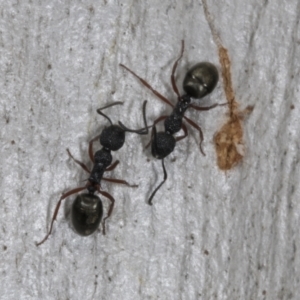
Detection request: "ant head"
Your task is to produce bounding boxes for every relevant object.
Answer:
[183,62,219,99]
[100,125,125,151]
[151,129,176,159]
[71,193,103,236]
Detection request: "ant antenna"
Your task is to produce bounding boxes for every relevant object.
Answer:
[96,101,124,125]
[118,101,150,135]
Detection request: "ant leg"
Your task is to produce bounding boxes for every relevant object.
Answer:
[175,122,188,142]
[183,116,205,156]
[145,115,168,148]
[190,103,220,111]
[96,102,123,125]
[105,162,138,185]
[36,186,86,246]
[66,149,90,173]
[105,160,120,172]
[148,159,167,205]
[186,103,227,151]
[102,177,138,188]
[153,115,168,126]
[119,64,175,109]
[171,40,184,98]
[88,135,100,163]
[98,190,115,235]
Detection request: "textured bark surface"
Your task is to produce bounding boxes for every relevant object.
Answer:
[1,1,299,299]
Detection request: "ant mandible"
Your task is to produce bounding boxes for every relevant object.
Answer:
[120,41,219,205]
[36,101,148,246]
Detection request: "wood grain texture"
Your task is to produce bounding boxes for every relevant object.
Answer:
[0,0,299,299]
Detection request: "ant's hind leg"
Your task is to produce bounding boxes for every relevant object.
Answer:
[102,177,138,188]
[175,122,188,142]
[104,161,139,186]
[183,116,205,156]
[98,190,115,235]
[36,186,86,246]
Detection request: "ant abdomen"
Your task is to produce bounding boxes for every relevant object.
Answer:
[183,62,219,98]
[72,194,103,236]
[151,132,176,159]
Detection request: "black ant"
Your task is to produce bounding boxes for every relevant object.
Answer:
[120,41,219,205]
[36,101,148,246]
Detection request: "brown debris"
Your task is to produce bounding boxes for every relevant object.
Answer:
[202,0,252,170]
[214,47,245,170]
[214,115,244,170]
